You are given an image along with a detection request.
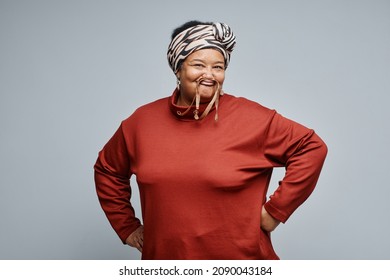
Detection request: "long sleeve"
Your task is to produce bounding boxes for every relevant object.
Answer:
[93,93,327,259]
[94,123,141,243]
[263,111,328,223]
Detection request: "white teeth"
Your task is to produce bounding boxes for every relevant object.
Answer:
[200,81,215,86]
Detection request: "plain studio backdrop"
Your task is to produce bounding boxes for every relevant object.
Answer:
[1,0,389,260]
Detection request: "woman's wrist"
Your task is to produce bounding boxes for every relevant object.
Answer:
[261,206,280,232]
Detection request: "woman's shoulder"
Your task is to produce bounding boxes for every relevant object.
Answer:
[135,96,169,113]
[122,97,170,124]
[223,93,275,115]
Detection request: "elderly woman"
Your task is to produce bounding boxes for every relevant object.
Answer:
[94,20,327,260]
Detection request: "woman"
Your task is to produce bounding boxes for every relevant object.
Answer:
[94,20,327,260]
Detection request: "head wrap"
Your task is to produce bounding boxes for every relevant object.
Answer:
[167,22,236,73]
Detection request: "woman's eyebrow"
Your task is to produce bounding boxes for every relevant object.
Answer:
[190,58,225,64]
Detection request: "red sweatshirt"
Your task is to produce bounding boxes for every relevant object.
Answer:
[94,90,327,260]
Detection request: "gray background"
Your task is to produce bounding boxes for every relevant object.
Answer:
[1,0,389,260]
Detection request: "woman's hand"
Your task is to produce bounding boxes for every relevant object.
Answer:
[261,206,280,232]
[125,225,144,252]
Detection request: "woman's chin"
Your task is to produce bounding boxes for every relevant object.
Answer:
[198,87,216,102]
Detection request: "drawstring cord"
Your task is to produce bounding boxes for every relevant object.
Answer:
[179,78,222,121]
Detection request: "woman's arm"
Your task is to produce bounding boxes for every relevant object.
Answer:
[94,123,142,244]
[262,111,328,224]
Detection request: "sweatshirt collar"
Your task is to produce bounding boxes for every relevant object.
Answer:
[169,88,223,121]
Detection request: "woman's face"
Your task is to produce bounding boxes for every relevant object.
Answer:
[176,48,225,106]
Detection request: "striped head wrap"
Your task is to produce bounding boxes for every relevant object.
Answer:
[167,22,236,73]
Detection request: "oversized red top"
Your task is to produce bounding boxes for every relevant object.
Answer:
[94,90,327,259]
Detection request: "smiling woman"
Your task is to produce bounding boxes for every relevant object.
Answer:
[175,49,225,120]
[94,20,327,260]
[176,49,225,106]
[168,21,235,121]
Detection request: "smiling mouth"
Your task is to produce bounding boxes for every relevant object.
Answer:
[197,78,216,87]
[200,81,215,87]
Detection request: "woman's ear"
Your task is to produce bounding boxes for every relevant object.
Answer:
[176,75,181,90]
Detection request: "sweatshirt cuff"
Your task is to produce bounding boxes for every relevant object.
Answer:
[264,202,289,224]
[119,221,142,244]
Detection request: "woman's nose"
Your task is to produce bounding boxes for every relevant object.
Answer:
[202,67,214,78]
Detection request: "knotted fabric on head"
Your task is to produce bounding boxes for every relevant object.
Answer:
[167,22,236,73]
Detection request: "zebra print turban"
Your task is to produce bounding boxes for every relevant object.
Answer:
[167,22,236,73]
